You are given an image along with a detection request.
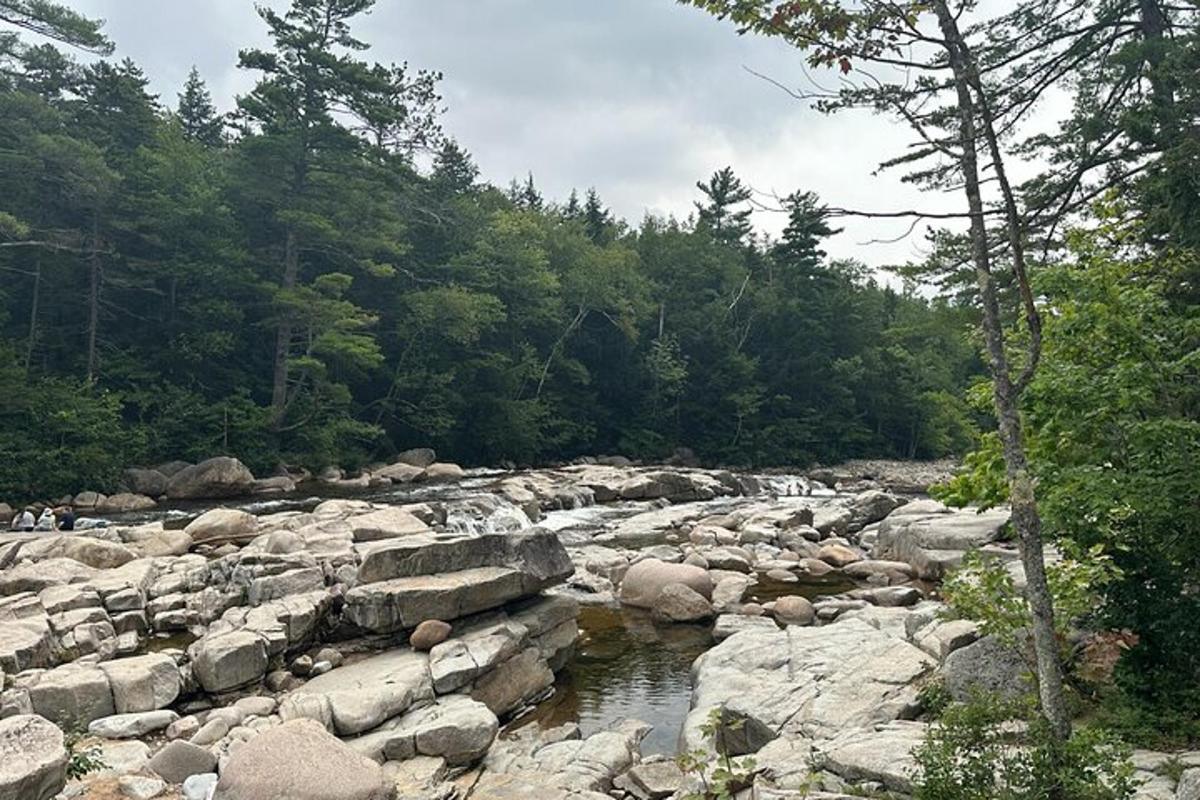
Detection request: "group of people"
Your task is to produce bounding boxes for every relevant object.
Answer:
[8,506,75,532]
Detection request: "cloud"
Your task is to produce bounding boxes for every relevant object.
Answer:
[68,0,971,271]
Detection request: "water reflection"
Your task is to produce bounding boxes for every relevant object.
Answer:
[511,605,711,756]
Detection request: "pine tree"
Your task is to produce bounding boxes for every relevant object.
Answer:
[176,66,223,147]
[583,188,613,244]
[694,166,752,245]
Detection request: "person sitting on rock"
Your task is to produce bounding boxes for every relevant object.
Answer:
[58,506,76,531]
[34,507,55,531]
[13,507,35,531]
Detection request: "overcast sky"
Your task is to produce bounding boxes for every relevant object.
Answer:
[67,0,971,270]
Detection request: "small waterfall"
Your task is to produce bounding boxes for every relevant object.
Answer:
[443,494,534,535]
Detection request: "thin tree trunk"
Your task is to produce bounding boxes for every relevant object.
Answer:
[86,215,102,383]
[270,228,299,425]
[933,0,1072,742]
[24,256,41,372]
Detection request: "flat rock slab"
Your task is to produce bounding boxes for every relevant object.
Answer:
[346,567,528,634]
[288,649,432,736]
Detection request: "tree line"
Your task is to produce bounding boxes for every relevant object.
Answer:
[0,0,982,501]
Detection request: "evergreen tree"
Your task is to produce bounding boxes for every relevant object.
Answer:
[583,187,613,244]
[694,166,752,245]
[176,66,223,147]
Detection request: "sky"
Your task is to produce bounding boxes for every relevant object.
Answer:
[66,0,974,271]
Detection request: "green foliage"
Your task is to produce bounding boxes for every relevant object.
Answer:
[676,708,765,800]
[63,728,106,780]
[0,0,985,501]
[941,548,1119,647]
[913,694,1138,800]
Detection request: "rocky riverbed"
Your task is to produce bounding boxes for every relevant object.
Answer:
[1,458,1194,800]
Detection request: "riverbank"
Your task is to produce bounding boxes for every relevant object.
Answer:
[0,460,1190,800]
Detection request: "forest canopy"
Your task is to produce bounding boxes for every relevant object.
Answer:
[0,1,984,500]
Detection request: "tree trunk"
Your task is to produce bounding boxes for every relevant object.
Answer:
[24,256,41,372]
[86,216,102,383]
[933,0,1072,742]
[270,228,299,425]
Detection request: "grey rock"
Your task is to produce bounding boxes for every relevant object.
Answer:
[875,507,1010,579]
[184,508,259,545]
[188,631,268,693]
[123,468,169,497]
[651,583,713,623]
[25,662,114,726]
[396,448,437,468]
[117,775,167,800]
[99,654,181,714]
[166,457,256,500]
[147,740,218,784]
[619,558,713,609]
[613,760,686,800]
[773,595,815,626]
[288,648,432,736]
[88,710,178,739]
[182,773,218,800]
[213,719,392,800]
[0,714,67,800]
[942,635,1031,702]
[471,647,554,717]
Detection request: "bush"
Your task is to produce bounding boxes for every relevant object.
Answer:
[913,694,1138,800]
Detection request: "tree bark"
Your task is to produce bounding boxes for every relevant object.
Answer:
[270,228,299,426]
[933,0,1072,742]
[86,215,102,383]
[24,256,41,372]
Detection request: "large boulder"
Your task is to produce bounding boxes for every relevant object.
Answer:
[395,448,437,468]
[24,662,115,725]
[941,635,1031,702]
[122,468,168,497]
[184,508,259,545]
[213,719,393,800]
[619,559,713,609]
[26,536,137,569]
[875,507,1010,579]
[97,493,157,514]
[422,463,465,482]
[773,595,815,626]
[188,631,268,693]
[97,654,181,713]
[0,714,67,800]
[166,457,256,500]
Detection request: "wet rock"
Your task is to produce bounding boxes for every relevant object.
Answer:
[184,508,259,545]
[213,719,392,800]
[471,647,553,717]
[148,740,218,784]
[88,709,178,739]
[411,619,452,651]
[619,558,713,609]
[651,583,713,623]
[0,714,67,800]
[166,457,256,500]
[773,595,815,626]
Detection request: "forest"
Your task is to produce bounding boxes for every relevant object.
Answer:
[0,1,984,501]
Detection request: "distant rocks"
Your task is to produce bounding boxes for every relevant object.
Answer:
[166,457,256,500]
